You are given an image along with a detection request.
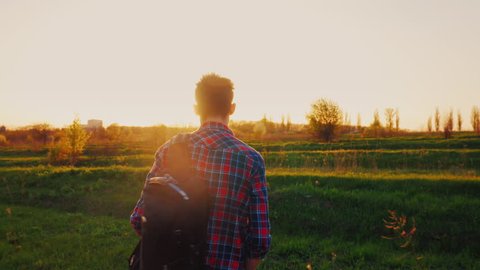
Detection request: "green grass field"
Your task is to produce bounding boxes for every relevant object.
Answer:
[1,135,480,269]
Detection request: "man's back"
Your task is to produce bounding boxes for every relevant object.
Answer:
[131,121,271,270]
[190,122,270,269]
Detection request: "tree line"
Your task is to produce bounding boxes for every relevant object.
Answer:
[426,106,480,138]
[306,98,480,142]
[0,102,479,153]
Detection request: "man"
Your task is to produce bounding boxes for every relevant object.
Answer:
[130,73,271,270]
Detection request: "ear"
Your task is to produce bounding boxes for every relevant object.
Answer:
[229,103,236,115]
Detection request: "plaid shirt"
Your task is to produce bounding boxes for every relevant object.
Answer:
[130,121,271,269]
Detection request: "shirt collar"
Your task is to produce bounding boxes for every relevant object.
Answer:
[200,121,234,135]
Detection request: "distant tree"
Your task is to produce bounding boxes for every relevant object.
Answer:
[344,112,352,133]
[443,110,454,139]
[372,110,382,128]
[395,108,400,131]
[427,116,432,133]
[31,123,52,145]
[106,123,121,141]
[370,109,383,137]
[307,98,343,142]
[259,114,276,134]
[148,125,167,147]
[120,126,133,141]
[448,110,454,132]
[261,114,267,125]
[253,121,267,139]
[280,115,286,132]
[472,106,480,134]
[230,120,255,137]
[286,115,292,132]
[344,112,350,126]
[65,118,90,165]
[356,113,362,131]
[385,108,395,133]
[47,140,68,165]
[0,134,7,146]
[434,107,440,132]
[457,110,462,132]
[89,126,106,142]
[0,126,6,133]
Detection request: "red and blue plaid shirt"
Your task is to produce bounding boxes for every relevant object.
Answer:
[130,121,271,269]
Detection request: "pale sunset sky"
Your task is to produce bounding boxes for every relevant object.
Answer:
[1,0,479,130]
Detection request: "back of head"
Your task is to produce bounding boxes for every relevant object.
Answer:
[195,73,234,118]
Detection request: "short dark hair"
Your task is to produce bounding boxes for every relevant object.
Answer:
[195,73,234,117]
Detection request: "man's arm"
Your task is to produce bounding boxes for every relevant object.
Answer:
[246,155,271,266]
[129,142,170,236]
[246,258,261,270]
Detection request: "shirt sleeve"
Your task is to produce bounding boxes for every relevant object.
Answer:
[129,142,170,236]
[246,155,271,259]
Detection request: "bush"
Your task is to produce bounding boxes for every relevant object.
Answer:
[0,134,8,146]
[307,98,343,142]
[65,118,90,165]
[47,140,69,165]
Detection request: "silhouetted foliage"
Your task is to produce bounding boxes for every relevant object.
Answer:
[385,108,395,133]
[1,124,55,147]
[443,110,454,139]
[369,109,383,137]
[427,116,432,133]
[0,134,7,146]
[286,115,292,132]
[344,112,351,127]
[229,121,255,138]
[47,140,68,165]
[457,110,462,132]
[307,98,343,142]
[253,121,267,139]
[434,107,440,132]
[471,106,480,135]
[261,114,277,134]
[31,123,53,145]
[356,113,362,131]
[230,119,305,141]
[106,124,122,142]
[147,125,167,147]
[395,108,400,131]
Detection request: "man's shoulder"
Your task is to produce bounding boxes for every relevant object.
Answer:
[227,137,265,167]
[189,129,264,166]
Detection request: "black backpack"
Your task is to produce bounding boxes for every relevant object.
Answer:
[129,135,209,270]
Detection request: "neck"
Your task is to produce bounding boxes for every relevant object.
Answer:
[200,115,229,126]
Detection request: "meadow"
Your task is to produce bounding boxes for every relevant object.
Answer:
[1,134,480,269]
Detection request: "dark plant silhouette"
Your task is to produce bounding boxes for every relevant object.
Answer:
[382,210,417,249]
[307,98,343,142]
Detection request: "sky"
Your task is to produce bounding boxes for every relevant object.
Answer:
[1,0,479,130]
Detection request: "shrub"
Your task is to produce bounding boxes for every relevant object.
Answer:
[47,140,69,165]
[307,98,343,142]
[65,118,90,165]
[0,134,8,146]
